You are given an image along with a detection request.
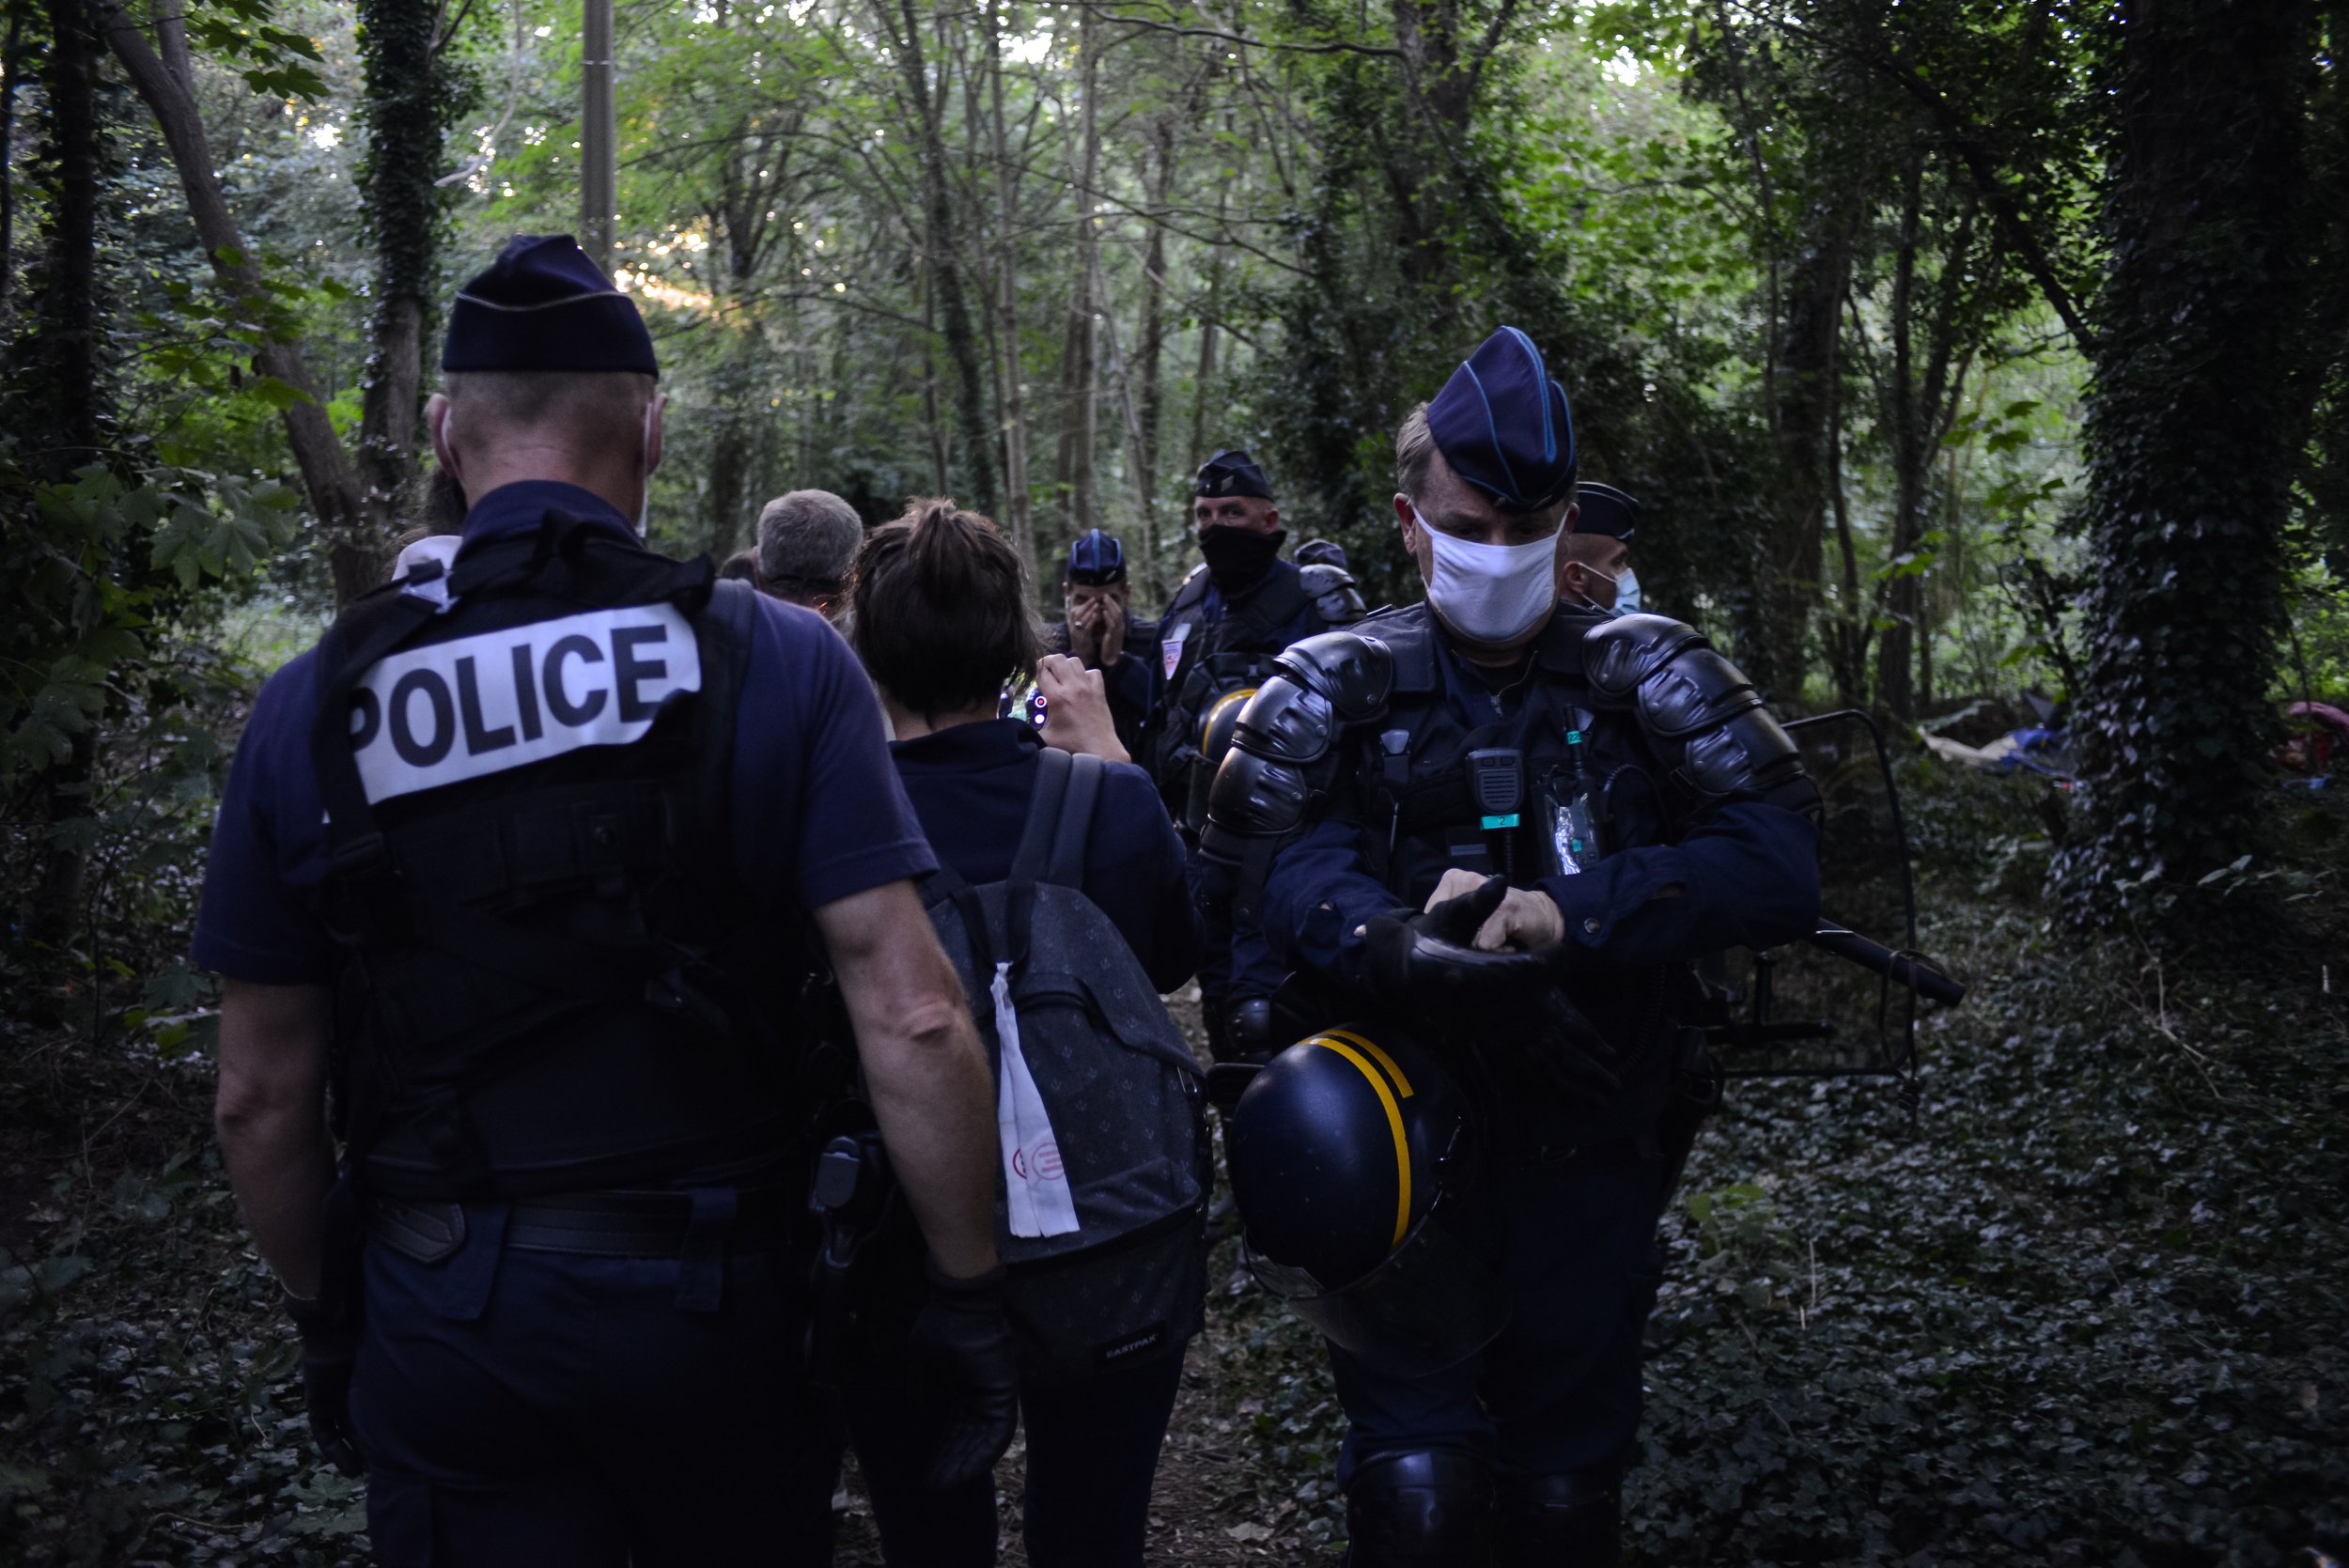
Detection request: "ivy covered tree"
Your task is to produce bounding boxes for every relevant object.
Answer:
[2055,0,2314,927]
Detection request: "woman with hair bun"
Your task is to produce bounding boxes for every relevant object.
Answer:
[846,498,1200,1568]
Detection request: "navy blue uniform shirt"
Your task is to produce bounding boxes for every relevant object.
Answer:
[194,480,934,984]
[889,720,1200,994]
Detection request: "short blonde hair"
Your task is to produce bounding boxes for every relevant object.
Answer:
[442,369,656,444]
[1394,403,1439,503]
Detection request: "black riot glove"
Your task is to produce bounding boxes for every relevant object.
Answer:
[906,1258,1020,1490]
[1358,875,1558,1017]
[282,1289,366,1478]
[1513,986,1625,1105]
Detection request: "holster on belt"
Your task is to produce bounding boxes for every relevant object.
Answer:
[802,1130,898,1387]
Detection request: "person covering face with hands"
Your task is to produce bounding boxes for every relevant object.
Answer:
[1201,325,1822,1566]
[1029,528,1161,762]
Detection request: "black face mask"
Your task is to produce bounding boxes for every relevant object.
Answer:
[1198,524,1286,592]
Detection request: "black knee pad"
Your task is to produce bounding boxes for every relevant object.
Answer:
[1495,1470,1620,1567]
[1344,1448,1493,1567]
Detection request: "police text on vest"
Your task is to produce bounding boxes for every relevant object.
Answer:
[348,605,703,802]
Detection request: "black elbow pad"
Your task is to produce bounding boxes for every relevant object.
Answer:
[1583,614,1814,811]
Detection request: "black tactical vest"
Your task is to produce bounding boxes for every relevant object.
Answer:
[1157,564,1317,829]
[1335,604,1684,1138]
[307,510,806,1200]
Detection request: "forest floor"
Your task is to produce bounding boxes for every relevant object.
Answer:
[2,858,2346,1565]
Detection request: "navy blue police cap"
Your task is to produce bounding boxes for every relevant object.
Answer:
[1424,326,1577,513]
[1572,482,1638,541]
[1194,448,1275,502]
[1294,538,1350,570]
[443,235,660,377]
[1065,528,1128,585]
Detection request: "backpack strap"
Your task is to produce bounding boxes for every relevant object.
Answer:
[1044,753,1104,889]
[1007,746,1073,889]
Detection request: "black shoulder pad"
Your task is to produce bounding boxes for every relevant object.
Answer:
[1232,674,1335,766]
[1299,562,1367,625]
[1270,629,1393,721]
[1591,619,1812,805]
[1581,613,1710,702]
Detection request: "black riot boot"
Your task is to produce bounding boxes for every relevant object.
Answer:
[1344,1448,1495,1567]
[1494,1470,1620,1567]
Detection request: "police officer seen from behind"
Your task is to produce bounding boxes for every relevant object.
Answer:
[194,235,1016,1564]
[1030,528,1161,763]
[1158,450,1365,1063]
[846,500,1202,1568]
[1560,481,1641,616]
[1203,327,1820,1564]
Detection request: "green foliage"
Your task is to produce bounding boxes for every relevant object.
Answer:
[1,458,297,785]
[186,0,331,101]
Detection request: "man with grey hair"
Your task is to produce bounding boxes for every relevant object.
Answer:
[754,489,864,617]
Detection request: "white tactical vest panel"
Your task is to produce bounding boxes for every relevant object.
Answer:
[349,603,702,804]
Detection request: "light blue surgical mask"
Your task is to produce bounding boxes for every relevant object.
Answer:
[1569,560,1641,617]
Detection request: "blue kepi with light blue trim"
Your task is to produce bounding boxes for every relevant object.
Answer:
[1424,325,1577,513]
[443,234,660,377]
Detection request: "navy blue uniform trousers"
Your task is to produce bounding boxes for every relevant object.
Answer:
[350,1202,832,1566]
[1330,1143,1665,1484]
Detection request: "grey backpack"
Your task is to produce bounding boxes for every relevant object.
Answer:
[923,748,1208,1385]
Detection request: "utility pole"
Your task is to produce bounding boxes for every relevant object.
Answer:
[581,0,615,269]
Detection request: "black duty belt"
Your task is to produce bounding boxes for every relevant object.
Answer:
[367,1185,799,1262]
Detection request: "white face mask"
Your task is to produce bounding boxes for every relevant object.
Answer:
[636,399,661,535]
[1413,505,1564,644]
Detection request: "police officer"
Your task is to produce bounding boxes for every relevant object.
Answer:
[1560,482,1640,616]
[1030,528,1161,762]
[1158,449,1365,1060]
[193,235,1016,1562]
[1203,327,1821,1564]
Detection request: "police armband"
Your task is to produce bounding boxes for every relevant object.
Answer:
[1581,613,1816,813]
[1200,631,1395,911]
[1299,563,1368,626]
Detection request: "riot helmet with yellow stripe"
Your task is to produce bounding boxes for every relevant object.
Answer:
[1226,1026,1507,1376]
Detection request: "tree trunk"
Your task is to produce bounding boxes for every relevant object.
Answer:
[97,0,370,600]
[29,0,97,483]
[1133,111,1175,586]
[0,3,25,325]
[1055,2,1101,538]
[1825,382,1872,710]
[1760,188,1861,704]
[885,0,996,511]
[2059,0,2311,927]
[985,0,1032,564]
[25,0,101,947]
[354,0,452,547]
[1875,164,1925,724]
